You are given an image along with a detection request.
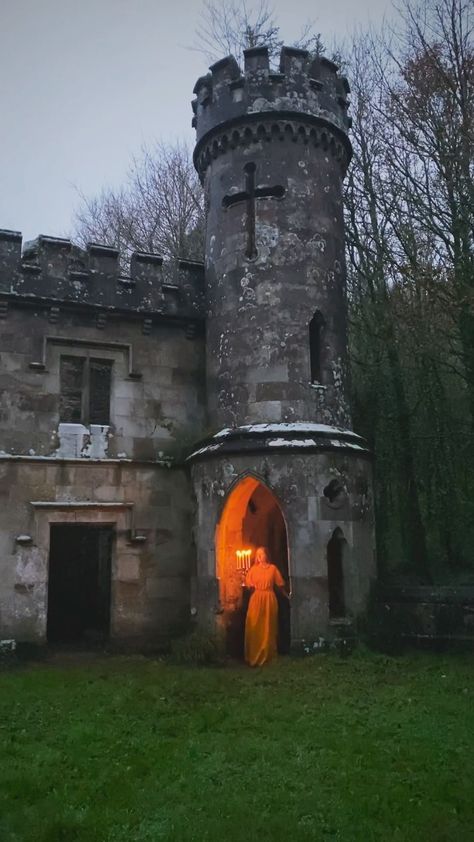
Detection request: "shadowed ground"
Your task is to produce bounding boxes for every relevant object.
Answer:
[1,651,473,841]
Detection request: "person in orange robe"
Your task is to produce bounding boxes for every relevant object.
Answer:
[244,546,289,666]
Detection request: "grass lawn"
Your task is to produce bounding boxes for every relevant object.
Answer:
[1,650,473,842]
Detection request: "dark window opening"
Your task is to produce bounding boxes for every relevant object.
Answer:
[59,356,84,423]
[309,311,325,383]
[89,359,113,424]
[60,356,112,425]
[324,479,345,504]
[47,524,113,644]
[327,528,346,618]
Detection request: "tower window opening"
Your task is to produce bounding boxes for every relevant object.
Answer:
[309,311,325,383]
[327,528,346,619]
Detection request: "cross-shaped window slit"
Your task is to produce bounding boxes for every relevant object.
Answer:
[222,163,285,259]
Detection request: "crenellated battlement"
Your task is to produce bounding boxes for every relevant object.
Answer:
[0,229,205,321]
[192,45,351,177]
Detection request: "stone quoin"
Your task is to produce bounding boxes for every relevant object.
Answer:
[0,45,375,651]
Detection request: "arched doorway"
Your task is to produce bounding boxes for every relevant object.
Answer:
[327,527,346,618]
[215,476,290,657]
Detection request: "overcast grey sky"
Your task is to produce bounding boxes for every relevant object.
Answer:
[0,0,393,243]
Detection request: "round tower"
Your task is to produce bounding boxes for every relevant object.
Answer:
[189,46,376,652]
[193,46,352,429]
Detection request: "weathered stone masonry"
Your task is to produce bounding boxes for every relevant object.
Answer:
[189,46,376,646]
[0,45,376,649]
[0,231,205,644]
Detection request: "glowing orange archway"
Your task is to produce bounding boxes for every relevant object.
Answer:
[215,476,290,654]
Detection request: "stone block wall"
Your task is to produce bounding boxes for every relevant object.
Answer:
[191,449,376,644]
[0,230,205,318]
[0,234,206,646]
[0,459,194,645]
[372,586,474,648]
[0,307,205,461]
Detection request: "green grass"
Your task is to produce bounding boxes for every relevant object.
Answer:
[1,651,473,842]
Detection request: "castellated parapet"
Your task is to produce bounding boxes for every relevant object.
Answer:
[192,46,351,179]
[0,229,205,322]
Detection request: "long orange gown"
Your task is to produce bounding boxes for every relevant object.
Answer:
[244,562,285,666]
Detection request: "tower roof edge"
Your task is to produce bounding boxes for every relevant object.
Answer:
[192,44,351,156]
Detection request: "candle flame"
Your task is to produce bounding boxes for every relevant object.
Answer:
[236,549,252,571]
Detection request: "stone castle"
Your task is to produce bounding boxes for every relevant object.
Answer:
[0,46,376,652]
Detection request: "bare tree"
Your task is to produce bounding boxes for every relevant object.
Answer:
[344,0,474,576]
[344,33,433,578]
[193,0,324,65]
[73,4,325,261]
[73,141,204,261]
[383,0,474,419]
[194,0,280,62]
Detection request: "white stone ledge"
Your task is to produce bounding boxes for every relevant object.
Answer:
[30,501,135,508]
[0,454,174,466]
[188,422,370,461]
[214,422,363,439]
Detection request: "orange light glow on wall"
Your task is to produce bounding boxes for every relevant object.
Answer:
[215,476,289,617]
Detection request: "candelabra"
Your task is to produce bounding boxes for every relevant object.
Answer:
[236,549,252,574]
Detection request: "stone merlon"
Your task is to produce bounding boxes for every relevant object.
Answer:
[192,45,352,178]
[0,229,205,322]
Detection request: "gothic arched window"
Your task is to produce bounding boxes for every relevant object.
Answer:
[327,528,346,618]
[309,311,325,383]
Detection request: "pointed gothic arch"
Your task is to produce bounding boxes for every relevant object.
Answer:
[215,475,290,656]
[327,527,347,618]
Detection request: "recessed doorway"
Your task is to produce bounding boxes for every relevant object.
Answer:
[47,524,113,644]
[215,476,290,657]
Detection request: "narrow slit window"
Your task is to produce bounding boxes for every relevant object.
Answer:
[59,356,85,423]
[89,359,112,425]
[327,528,346,619]
[309,311,325,383]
